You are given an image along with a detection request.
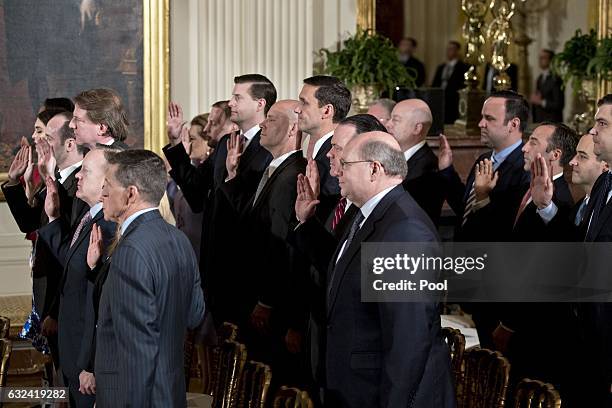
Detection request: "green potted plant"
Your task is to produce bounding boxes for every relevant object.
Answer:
[320,29,416,112]
[587,35,612,82]
[551,29,598,93]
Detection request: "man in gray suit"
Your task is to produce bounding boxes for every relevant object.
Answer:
[95,149,205,407]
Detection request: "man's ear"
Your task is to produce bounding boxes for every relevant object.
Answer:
[126,185,139,205]
[97,123,109,137]
[321,104,334,121]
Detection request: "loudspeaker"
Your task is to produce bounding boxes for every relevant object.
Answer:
[392,87,445,136]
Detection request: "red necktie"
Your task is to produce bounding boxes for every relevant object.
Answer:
[332,198,347,230]
[514,188,532,226]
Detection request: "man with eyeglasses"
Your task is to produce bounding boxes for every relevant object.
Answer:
[324,131,455,407]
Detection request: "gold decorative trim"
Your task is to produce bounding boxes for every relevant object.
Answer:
[356,0,376,31]
[143,0,170,155]
[597,0,611,100]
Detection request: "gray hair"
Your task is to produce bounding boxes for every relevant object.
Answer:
[104,149,167,205]
[360,140,407,178]
[371,98,396,116]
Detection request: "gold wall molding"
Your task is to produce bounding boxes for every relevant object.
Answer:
[357,0,376,31]
[597,0,611,100]
[143,0,170,155]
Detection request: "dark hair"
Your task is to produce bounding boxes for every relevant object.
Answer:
[303,75,352,123]
[339,114,387,134]
[212,100,231,119]
[541,122,579,167]
[402,37,417,47]
[234,74,277,115]
[37,108,67,125]
[449,41,461,51]
[597,94,612,107]
[105,149,167,205]
[541,49,555,59]
[44,97,74,112]
[74,88,129,141]
[490,90,529,133]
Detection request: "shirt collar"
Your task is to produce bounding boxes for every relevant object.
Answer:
[58,160,83,185]
[312,130,334,159]
[89,202,103,218]
[403,140,427,162]
[120,207,157,235]
[552,172,564,181]
[447,59,458,67]
[268,150,298,175]
[101,138,116,146]
[358,185,397,227]
[241,124,261,142]
[491,139,522,169]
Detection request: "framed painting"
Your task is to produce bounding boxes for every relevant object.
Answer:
[0,0,169,200]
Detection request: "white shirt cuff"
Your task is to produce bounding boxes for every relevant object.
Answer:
[536,202,558,224]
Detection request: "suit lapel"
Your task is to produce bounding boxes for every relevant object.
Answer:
[251,151,300,211]
[239,130,264,171]
[327,186,403,318]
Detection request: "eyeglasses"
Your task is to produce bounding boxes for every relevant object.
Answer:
[339,159,374,170]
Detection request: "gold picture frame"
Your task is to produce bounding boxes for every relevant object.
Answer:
[0,0,169,201]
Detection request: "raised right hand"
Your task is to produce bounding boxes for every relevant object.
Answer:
[44,176,60,221]
[438,134,453,170]
[295,174,320,223]
[167,101,184,146]
[87,223,103,269]
[7,145,30,183]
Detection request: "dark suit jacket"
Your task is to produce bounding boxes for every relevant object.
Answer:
[432,60,470,123]
[443,143,531,242]
[220,151,308,329]
[402,56,426,88]
[325,185,455,408]
[95,210,205,408]
[1,168,80,319]
[163,131,272,323]
[37,208,116,383]
[402,143,445,226]
[532,73,564,123]
[314,137,341,223]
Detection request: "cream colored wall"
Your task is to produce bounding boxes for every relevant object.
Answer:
[170,0,357,121]
[0,202,32,296]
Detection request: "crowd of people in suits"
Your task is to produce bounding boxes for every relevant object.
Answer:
[397,38,564,125]
[2,71,611,408]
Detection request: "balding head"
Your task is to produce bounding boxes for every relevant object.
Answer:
[387,99,432,151]
[339,131,406,206]
[260,99,302,157]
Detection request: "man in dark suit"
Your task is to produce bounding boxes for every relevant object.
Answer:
[2,111,83,366]
[483,62,518,93]
[432,41,470,124]
[386,98,445,225]
[291,114,386,396]
[220,100,308,384]
[324,131,455,407]
[37,148,116,407]
[95,150,204,407]
[398,37,426,87]
[295,75,351,221]
[531,49,564,123]
[493,123,578,399]
[163,74,275,327]
[439,91,530,348]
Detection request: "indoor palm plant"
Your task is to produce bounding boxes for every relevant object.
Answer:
[551,29,598,93]
[320,29,416,112]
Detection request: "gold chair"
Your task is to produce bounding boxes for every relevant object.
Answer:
[512,378,562,408]
[0,338,12,387]
[200,322,240,395]
[272,386,314,408]
[459,347,511,408]
[441,327,466,385]
[236,360,272,408]
[211,340,247,408]
[0,316,9,339]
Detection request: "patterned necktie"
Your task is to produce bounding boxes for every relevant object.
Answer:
[514,188,532,226]
[70,212,92,247]
[575,197,589,227]
[331,198,347,230]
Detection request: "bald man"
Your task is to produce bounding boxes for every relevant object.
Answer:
[325,131,455,407]
[219,100,309,383]
[387,98,445,225]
